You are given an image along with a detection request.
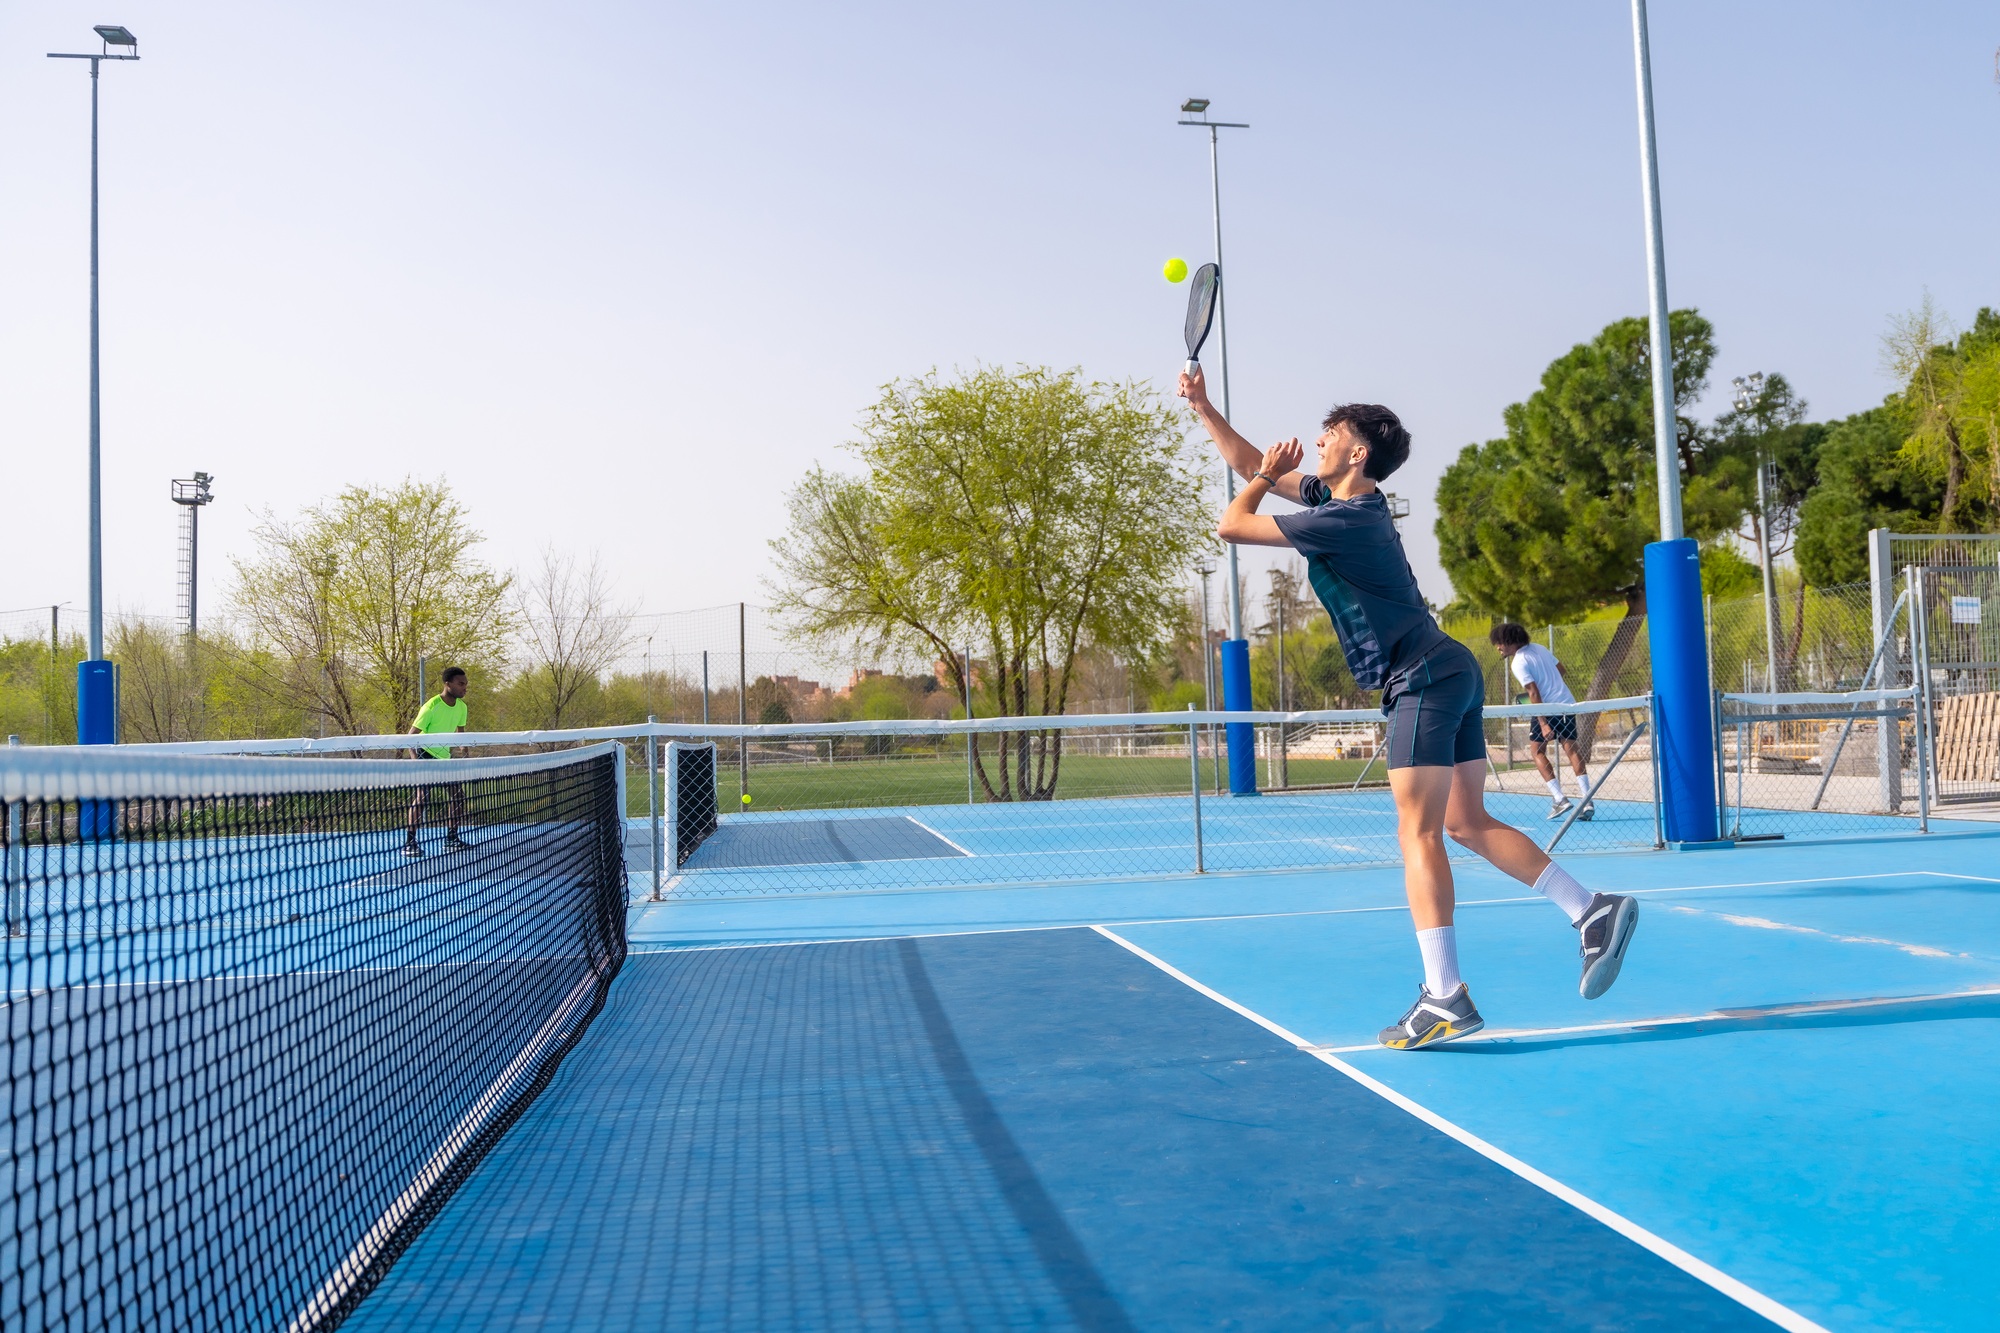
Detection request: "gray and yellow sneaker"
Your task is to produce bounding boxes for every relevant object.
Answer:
[1577,892,1639,999]
[1546,797,1574,821]
[1378,984,1484,1050]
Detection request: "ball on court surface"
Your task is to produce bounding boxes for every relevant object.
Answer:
[741,793,753,806]
[1163,257,1188,283]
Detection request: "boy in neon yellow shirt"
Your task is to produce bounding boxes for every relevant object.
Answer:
[404,666,470,857]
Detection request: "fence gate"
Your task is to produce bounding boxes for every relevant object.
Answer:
[1915,561,2000,805]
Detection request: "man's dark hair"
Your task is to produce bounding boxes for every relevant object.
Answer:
[1323,403,1412,481]
[441,666,467,685]
[1488,623,1531,651]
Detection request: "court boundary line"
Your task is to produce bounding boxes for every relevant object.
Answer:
[633,863,1997,910]
[1308,986,2000,1054]
[904,818,976,858]
[1089,923,1832,1333]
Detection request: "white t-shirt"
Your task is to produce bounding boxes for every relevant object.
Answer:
[1509,643,1576,707]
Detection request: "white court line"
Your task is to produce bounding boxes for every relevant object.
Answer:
[905,818,976,858]
[1309,986,2000,1054]
[1089,924,1832,1333]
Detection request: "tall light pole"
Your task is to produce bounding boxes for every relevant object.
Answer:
[1733,373,1780,691]
[1179,98,1258,795]
[1178,99,1249,641]
[49,25,140,747]
[1630,0,1719,842]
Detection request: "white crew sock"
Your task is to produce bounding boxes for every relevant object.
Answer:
[1416,926,1462,997]
[1571,770,1592,799]
[1545,778,1564,800]
[1535,862,1595,924]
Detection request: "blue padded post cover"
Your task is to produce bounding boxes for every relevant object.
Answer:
[1644,539,1719,843]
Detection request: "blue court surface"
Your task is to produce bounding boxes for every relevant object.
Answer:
[351,816,2000,1331]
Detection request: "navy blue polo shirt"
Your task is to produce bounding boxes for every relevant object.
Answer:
[1272,476,1452,692]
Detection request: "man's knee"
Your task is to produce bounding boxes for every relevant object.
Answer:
[1444,814,1489,847]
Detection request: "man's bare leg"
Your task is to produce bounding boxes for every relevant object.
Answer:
[1378,764,1488,1048]
[1440,758,1638,1000]
[405,788,428,855]
[1561,738,1593,807]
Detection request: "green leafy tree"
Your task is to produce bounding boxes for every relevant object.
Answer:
[1436,309,1745,706]
[233,480,514,733]
[1793,403,1935,584]
[1881,301,2000,532]
[770,366,1213,799]
[1708,372,1829,681]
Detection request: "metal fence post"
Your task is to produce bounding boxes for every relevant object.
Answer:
[964,646,976,805]
[1648,695,1664,848]
[1188,704,1204,872]
[646,717,662,901]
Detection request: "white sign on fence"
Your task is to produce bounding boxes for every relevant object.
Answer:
[1951,596,1983,625]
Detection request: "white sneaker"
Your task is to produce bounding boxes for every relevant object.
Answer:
[1546,797,1574,821]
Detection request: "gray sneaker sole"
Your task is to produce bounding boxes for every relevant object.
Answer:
[1579,897,1639,999]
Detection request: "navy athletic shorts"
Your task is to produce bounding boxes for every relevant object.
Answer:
[1381,641,1487,770]
[1528,713,1579,745]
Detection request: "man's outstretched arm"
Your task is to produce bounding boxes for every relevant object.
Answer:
[1178,366,1306,505]
[1217,439,1302,548]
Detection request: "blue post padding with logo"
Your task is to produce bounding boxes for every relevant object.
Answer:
[77,659,118,839]
[1220,638,1257,795]
[1644,540,1719,843]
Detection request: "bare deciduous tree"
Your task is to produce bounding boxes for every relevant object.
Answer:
[514,549,634,729]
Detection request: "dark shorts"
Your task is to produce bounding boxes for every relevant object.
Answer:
[1381,643,1487,770]
[1528,713,1579,745]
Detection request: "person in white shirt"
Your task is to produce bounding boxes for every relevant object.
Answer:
[1490,623,1592,820]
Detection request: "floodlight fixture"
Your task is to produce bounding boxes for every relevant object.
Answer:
[93,25,137,48]
[1180,98,1209,115]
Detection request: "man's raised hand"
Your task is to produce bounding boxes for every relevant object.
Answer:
[1177,364,1209,408]
[1260,437,1303,480]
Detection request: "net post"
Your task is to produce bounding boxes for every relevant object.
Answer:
[1911,568,1931,832]
[1648,693,1665,848]
[1869,528,1903,811]
[646,718,661,901]
[612,741,629,900]
[664,741,681,874]
[4,735,20,937]
[1188,704,1204,872]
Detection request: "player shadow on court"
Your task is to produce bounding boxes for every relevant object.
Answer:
[1429,990,2000,1054]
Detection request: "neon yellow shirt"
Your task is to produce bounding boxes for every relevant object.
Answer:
[412,694,467,759]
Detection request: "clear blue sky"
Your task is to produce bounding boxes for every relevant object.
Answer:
[2,2,1995,633]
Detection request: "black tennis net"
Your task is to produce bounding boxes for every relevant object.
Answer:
[0,742,628,1332]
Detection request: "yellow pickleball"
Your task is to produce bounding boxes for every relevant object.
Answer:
[741,793,753,806]
[1163,257,1188,283]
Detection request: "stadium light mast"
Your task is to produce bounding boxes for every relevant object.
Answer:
[1180,98,1259,797]
[1630,0,1719,842]
[170,472,215,636]
[49,24,140,745]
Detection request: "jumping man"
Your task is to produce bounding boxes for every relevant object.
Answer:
[1489,623,1594,822]
[1180,367,1639,1049]
[405,666,471,858]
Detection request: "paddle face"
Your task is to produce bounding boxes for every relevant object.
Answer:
[1183,262,1219,371]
